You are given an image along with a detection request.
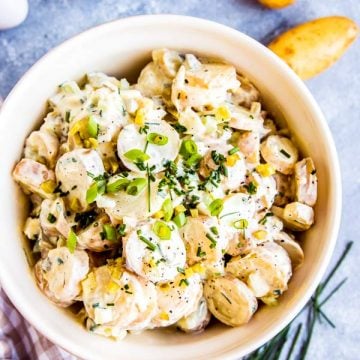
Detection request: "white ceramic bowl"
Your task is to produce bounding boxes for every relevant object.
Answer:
[0,15,341,360]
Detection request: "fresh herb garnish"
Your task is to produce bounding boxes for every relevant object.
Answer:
[126,178,147,196]
[179,278,189,287]
[245,181,257,195]
[258,212,274,225]
[228,147,239,155]
[152,221,171,240]
[117,224,126,237]
[138,232,156,251]
[280,148,291,158]
[124,149,150,162]
[66,229,77,254]
[196,246,206,257]
[206,233,217,248]
[147,132,168,146]
[103,224,117,242]
[47,213,57,223]
[208,199,224,217]
[171,122,187,133]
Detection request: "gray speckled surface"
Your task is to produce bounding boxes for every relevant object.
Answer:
[0,1,359,359]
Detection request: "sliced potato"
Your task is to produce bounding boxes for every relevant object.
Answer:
[226,242,292,301]
[272,202,314,231]
[24,130,59,169]
[13,158,56,199]
[39,198,71,238]
[294,157,317,206]
[258,0,295,9]
[274,231,304,270]
[55,149,105,211]
[177,297,211,333]
[180,216,228,273]
[35,247,89,307]
[77,215,117,252]
[117,121,180,174]
[123,219,186,283]
[260,135,298,174]
[268,16,359,79]
[204,274,257,326]
[82,260,157,330]
[151,274,203,327]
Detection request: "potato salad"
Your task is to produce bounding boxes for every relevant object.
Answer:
[13,49,317,339]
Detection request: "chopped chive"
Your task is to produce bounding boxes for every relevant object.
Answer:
[117,224,126,237]
[221,292,232,304]
[228,147,239,155]
[246,181,257,195]
[280,149,291,158]
[206,233,217,248]
[179,278,189,287]
[138,235,156,251]
[177,267,185,275]
[65,110,71,123]
[47,213,57,224]
[196,246,206,257]
[92,303,100,308]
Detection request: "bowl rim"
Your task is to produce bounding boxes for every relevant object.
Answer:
[0,14,342,359]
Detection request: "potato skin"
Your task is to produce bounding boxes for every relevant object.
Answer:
[258,0,295,9]
[268,16,359,79]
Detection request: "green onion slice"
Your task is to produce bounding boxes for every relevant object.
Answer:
[67,229,77,253]
[233,218,249,230]
[124,149,150,162]
[208,199,224,217]
[103,224,117,241]
[147,132,168,146]
[86,182,98,203]
[152,221,172,240]
[162,198,174,222]
[180,139,198,159]
[106,178,130,193]
[87,116,98,138]
[173,212,187,228]
[126,178,147,196]
[185,153,202,167]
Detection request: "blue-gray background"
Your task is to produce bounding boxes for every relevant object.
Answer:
[0,1,359,359]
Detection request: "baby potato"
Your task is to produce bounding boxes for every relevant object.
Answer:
[260,135,298,175]
[268,16,359,80]
[204,274,257,326]
[177,297,211,333]
[35,247,89,307]
[258,0,295,9]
